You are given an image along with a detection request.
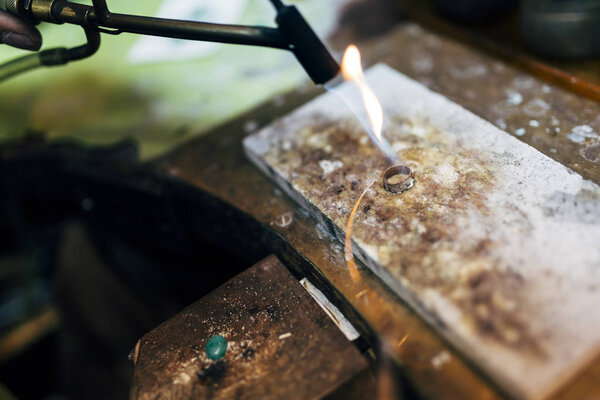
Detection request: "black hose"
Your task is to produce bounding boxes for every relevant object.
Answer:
[0,28,99,83]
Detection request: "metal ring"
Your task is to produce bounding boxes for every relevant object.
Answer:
[383,165,414,194]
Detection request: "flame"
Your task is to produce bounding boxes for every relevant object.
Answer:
[341,45,384,146]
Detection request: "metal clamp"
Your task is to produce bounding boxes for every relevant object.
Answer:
[30,0,58,23]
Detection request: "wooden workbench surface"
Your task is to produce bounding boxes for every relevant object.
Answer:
[130,256,370,400]
[150,22,600,400]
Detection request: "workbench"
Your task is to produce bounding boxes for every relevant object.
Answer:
[144,21,600,400]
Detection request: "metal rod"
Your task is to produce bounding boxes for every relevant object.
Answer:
[101,13,290,49]
[49,1,290,50]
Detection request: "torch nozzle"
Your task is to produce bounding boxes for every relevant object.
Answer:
[274,3,340,85]
[269,0,285,12]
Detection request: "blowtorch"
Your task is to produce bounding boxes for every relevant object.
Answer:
[0,0,340,84]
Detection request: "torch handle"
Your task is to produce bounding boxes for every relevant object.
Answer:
[0,0,340,85]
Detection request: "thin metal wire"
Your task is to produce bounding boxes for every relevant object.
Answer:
[344,180,376,283]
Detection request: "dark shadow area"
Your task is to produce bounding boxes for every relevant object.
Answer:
[0,137,271,399]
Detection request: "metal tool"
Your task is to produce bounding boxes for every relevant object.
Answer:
[0,0,340,84]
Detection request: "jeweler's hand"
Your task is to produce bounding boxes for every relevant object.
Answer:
[0,10,41,50]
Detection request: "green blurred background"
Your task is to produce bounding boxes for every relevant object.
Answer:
[0,0,342,159]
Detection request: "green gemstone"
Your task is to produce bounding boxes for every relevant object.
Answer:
[205,335,227,360]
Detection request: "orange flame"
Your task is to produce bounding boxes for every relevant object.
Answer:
[341,45,384,146]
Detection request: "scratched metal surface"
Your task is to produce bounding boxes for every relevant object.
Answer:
[152,23,600,400]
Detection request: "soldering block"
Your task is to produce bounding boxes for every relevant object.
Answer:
[244,64,600,400]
